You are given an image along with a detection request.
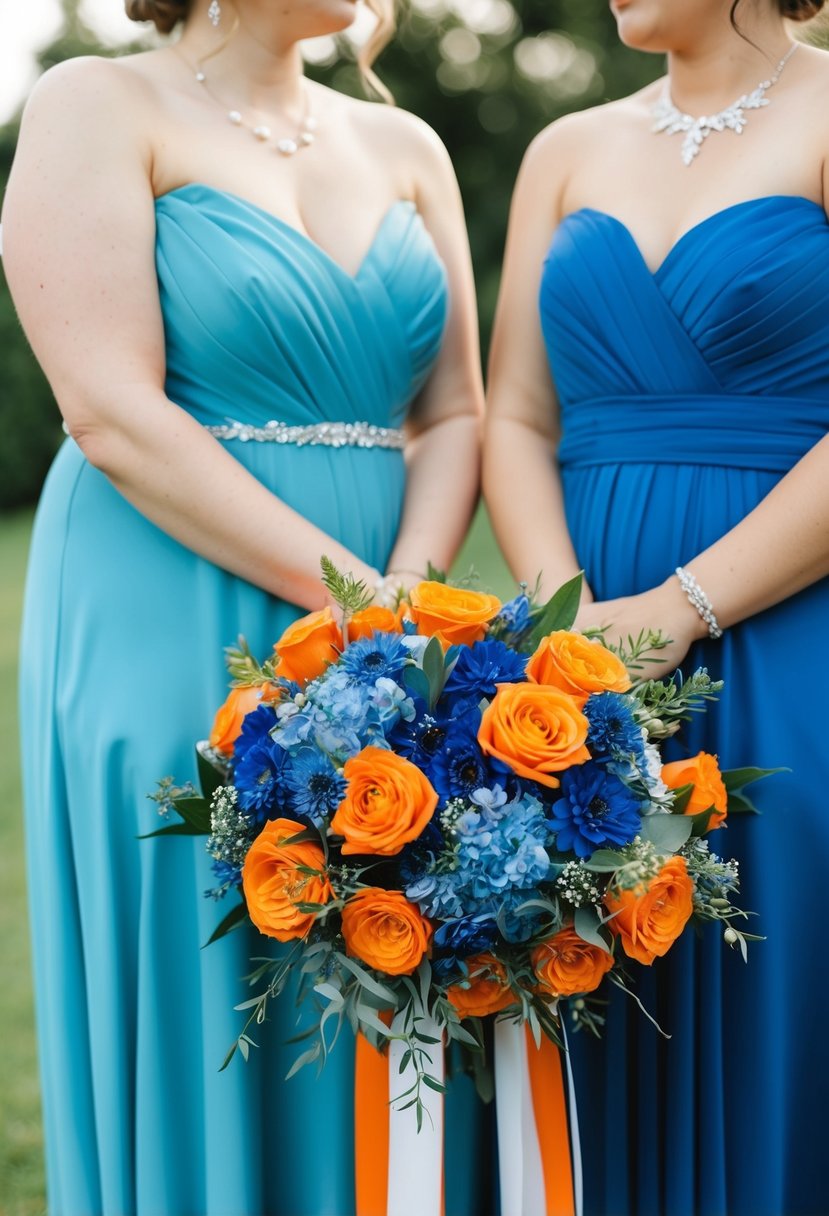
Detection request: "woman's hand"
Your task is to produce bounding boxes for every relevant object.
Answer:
[574,577,709,680]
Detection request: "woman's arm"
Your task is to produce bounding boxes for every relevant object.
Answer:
[376,114,483,584]
[483,123,591,603]
[2,58,383,612]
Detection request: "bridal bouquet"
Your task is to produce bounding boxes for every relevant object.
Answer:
[149,563,768,1113]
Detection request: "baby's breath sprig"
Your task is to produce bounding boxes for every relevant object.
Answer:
[556,860,601,908]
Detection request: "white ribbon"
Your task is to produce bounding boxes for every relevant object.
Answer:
[562,1023,583,1216]
[494,1018,547,1216]
[386,1013,444,1216]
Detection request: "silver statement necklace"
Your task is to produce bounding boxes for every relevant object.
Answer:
[192,60,318,157]
[651,42,798,166]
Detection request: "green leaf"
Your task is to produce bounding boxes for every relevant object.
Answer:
[320,555,374,616]
[582,848,626,872]
[721,766,786,792]
[668,784,695,816]
[204,899,248,946]
[402,665,431,705]
[639,812,693,852]
[422,636,446,709]
[173,796,212,833]
[196,742,228,800]
[527,572,584,649]
[726,790,762,815]
[426,562,447,583]
[139,822,207,839]
[285,1042,321,1080]
[573,905,612,954]
[688,807,718,837]
[421,1074,446,1094]
[337,954,397,1003]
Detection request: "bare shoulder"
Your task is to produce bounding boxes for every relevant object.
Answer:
[523,89,657,176]
[20,52,159,130]
[329,91,454,196]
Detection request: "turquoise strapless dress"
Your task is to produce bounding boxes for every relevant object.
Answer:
[540,196,829,1216]
[18,185,490,1215]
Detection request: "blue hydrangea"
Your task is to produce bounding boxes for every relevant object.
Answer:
[585,692,646,764]
[433,914,499,958]
[369,677,416,731]
[405,786,553,921]
[339,631,410,685]
[441,640,527,709]
[283,748,347,826]
[551,761,643,858]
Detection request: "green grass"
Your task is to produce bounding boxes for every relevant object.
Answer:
[0,502,512,1216]
[0,509,44,1216]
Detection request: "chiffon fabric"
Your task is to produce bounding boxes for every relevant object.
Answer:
[540,196,829,1216]
[18,184,491,1216]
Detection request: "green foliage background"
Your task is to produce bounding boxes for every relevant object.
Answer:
[0,0,660,510]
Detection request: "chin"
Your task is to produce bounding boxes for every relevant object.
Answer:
[610,0,672,52]
[300,0,359,39]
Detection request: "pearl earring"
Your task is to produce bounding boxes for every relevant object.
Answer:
[207,0,221,26]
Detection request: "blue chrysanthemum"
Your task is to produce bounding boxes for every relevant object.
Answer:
[233,734,289,822]
[441,640,527,709]
[233,703,278,764]
[429,718,492,802]
[339,631,410,685]
[388,705,449,766]
[585,692,646,762]
[282,748,347,825]
[552,761,642,858]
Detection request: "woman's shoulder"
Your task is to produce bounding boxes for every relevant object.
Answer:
[524,84,661,174]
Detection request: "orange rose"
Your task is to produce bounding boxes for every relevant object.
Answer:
[242,817,333,942]
[662,751,728,830]
[477,683,591,789]
[531,925,614,997]
[604,856,695,965]
[347,605,404,641]
[331,747,438,855]
[526,631,631,706]
[209,684,266,756]
[273,607,343,686]
[407,581,502,648]
[341,888,432,975]
[446,954,516,1018]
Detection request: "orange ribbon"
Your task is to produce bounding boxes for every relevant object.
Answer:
[354,1027,575,1216]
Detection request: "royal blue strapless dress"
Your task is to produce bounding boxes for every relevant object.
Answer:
[540,196,829,1216]
[18,184,490,1216]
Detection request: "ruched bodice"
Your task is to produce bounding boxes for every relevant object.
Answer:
[154,184,447,432]
[540,196,829,472]
[539,194,829,1216]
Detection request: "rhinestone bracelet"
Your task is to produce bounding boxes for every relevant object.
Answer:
[675,566,723,640]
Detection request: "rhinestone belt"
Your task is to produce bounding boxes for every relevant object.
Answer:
[204,418,406,449]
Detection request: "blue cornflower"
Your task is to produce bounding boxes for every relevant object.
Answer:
[442,640,527,709]
[585,692,646,762]
[339,631,410,685]
[429,718,493,802]
[552,762,643,858]
[283,748,347,826]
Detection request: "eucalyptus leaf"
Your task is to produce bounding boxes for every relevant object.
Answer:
[338,954,397,1002]
[583,848,626,873]
[402,665,431,705]
[574,905,612,954]
[639,811,693,852]
[422,636,447,708]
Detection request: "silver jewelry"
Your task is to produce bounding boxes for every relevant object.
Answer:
[652,42,798,166]
[675,567,723,640]
[207,0,222,27]
[193,61,316,156]
[203,419,406,449]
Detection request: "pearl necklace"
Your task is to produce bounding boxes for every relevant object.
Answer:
[651,42,798,166]
[193,62,317,157]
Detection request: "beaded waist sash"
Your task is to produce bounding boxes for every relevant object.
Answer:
[204,419,406,449]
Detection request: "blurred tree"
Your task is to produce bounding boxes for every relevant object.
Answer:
[0,0,662,509]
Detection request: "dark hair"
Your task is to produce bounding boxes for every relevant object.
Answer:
[125,0,191,34]
[731,0,826,22]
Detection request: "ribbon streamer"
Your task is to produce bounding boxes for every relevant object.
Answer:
[355,1018,578,1216]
